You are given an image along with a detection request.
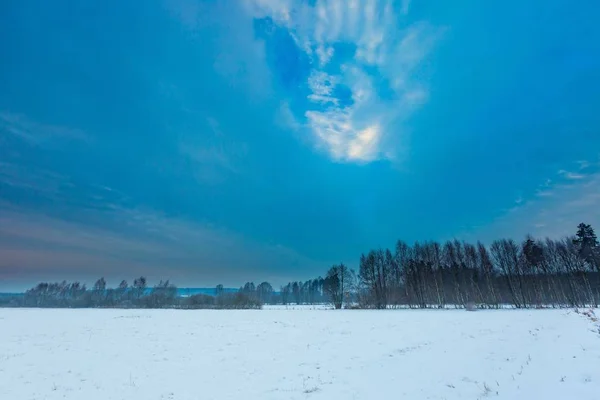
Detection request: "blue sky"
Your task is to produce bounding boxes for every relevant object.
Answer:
[1,0,599,291]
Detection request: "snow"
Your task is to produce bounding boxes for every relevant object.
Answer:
[0,308,598,399]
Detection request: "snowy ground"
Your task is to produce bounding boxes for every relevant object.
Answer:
[0,308,598,400]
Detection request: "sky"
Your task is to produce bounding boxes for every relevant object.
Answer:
[1,0,599,291]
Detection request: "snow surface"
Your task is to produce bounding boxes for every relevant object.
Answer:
[0,308,598,399]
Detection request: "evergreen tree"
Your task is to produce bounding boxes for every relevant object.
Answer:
[573,223,599,269]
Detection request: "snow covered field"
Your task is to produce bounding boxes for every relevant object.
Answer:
[1,308,598,400]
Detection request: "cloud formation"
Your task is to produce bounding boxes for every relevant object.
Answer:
[178,117,248,185]
[0,106,322,290]
[467,158,600,242]
[0,111,90,146]
[247,0,441,163]
[0,200,325,291]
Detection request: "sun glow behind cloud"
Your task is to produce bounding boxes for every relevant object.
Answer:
[246,0,441,163]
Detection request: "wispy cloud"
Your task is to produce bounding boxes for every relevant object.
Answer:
[576,160,591,170]
[178,117,248,184]
[0,162,69,195]
[535,190,553,197]
[466,160,600,242]
[0,201,325,290]
[166,0,275,101]
[0,111,90,146]
[0,138,322,289]
[558,169,585,180]
[0,161,129,212]
[514,195,524,205]
[246,0,442,163]
[276,101,301,131]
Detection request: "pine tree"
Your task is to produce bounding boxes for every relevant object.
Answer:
[573,223,599,268]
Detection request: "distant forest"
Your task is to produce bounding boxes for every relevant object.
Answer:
[1,223,598,310]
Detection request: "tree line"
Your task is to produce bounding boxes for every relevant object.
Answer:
[1,223,597,310]
[317,223,600,309]
[1,277,261,309]
[232,280,328,305]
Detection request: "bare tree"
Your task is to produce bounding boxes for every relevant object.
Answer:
[256,282,274,304]
[92,277,107,306]
[280,283,291,305]
[359,250,390,309]
[477,242,498,308]
[490,239,524,308]
[324,264,352,309]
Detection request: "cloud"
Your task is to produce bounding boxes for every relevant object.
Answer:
[536,190,553,197]
[0,201,325,290]
[514,195,523,205]
[0,162,69,195]
[0,137,324,289]
[276,101,301,131]
[577,160,591,169]
[178,117,248,184]
[315,44,334,67]
[246,0,442,163]
[558,169,585,180]
[465,161,600,242]
[167,0,275,101]
[307,70,340,105]
[0,111,90,146]
[0,161,130,212]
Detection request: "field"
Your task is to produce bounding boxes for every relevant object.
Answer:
[0,307,598,399]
